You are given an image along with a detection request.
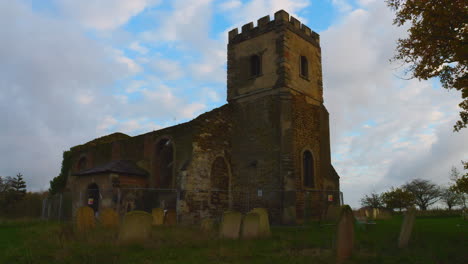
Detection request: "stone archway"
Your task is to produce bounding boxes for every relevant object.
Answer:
[86,183,100,214]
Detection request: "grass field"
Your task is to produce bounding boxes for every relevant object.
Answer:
[0,216,466,264]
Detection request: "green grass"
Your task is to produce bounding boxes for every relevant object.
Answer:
[0,216,466,264]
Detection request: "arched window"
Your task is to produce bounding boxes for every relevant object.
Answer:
[250,54,261,77]
[303,150,315,188]
[86,183,99,213]
[77,157,87,171]
[300,55,308,78]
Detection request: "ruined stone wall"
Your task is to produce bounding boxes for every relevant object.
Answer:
[180,105,233,224]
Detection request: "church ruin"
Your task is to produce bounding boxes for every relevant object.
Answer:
[66,10,341,225]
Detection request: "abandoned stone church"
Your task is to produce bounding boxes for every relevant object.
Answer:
[66,10,341,225]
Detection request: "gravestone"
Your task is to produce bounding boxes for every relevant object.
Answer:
[398,207,416,248]
[336,205,355,264]
[118,210,152,244]
[241,212,260,239]
[220,211,242,239]
[100,208,118,228]
[76,206,95,233]
[250,208,271,237]
[152,208,164,226]
[201,218,214,231]
[164,209,177,225]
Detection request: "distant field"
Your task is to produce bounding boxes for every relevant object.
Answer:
[0,216,466,264]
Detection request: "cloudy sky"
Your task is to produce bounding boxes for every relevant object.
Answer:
[1,0,466,208]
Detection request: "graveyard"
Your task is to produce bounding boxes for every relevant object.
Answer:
[0,208,466,264]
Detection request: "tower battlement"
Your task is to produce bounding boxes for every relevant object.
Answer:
[228,10,320,47]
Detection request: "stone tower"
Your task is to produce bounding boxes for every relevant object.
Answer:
[227,10,338,223]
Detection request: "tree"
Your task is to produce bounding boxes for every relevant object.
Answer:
[381,187,415,211]
[10,173,26,200]
[403,178,441,210]
[440,187,461,210]
[448,163,467,209]
[386,0,468,131]
[49,150,72,195]
[360,192,384,208]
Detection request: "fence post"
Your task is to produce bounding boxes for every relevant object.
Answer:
[41,198,47,220]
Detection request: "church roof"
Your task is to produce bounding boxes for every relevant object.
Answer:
[73,160,148,177]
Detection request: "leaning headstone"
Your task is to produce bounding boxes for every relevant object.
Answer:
[398,207,416,248]
[220,211,242,239]
[118,210,152,244]
[250,208,271,237]
[201,218,214,231]
[76,206,95,233]
[336,205,355,264]
[372,208,378,220]
[241,212,260,239]
[364,209,370,219]
[100,208,118,228]
[164,209,177,225]
[152,208,164,226]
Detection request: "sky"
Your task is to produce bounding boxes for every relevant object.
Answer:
[1,0,466,208]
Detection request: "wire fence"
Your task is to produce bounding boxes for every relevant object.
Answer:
[42,188,343,224]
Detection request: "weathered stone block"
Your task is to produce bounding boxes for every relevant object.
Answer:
[164,209,177,225]
[100,208,118,228]
[242,212,260,239]
[152,208,164,226]
[220,211,242,239]
[250,208,271,237]
[398,207,416,248]
[336,205,355,264]
[76,206,95,233]
[200,218,214,231]
[118,210,152,244]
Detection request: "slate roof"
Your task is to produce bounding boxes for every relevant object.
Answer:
[73,160,149,177]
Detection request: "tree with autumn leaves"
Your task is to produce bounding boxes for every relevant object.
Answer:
[386,0,467,131]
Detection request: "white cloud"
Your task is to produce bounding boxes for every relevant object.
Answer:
[223,0,310,27]
[57,0,161,31]
[320,0,468,207]
[150,58,183,80]
[129,41,149,55]
[111,48,143,74]
[218,0,242,11]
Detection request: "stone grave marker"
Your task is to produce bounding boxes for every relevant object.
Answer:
[201,218,214,231]
[152,208,164,226]
[164,209,177,225]
[76,206,95,233]
[118,210,152,244]
[100,208,118,228]
[241,212,260,239]
[398,207,416,248]
[250,208,271,237]
[220,211,242,239]
[336,205,355,264]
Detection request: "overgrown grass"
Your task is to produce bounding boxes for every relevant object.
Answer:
[0,216,466,264]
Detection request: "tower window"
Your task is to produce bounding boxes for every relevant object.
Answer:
[303,150,315,188]
[300,55,308,78]
[250,54,261,77]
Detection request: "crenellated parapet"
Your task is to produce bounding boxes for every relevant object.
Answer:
[228,10,320,47]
